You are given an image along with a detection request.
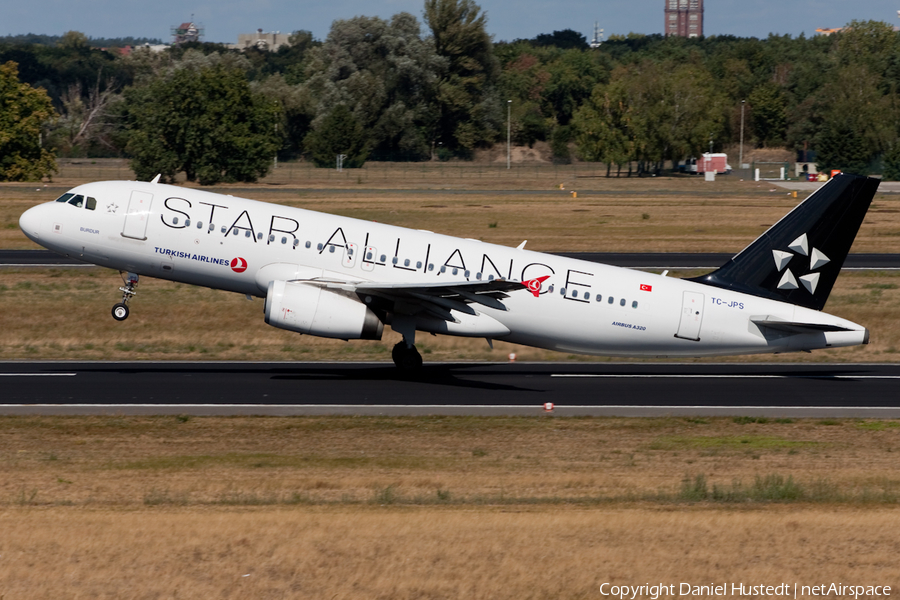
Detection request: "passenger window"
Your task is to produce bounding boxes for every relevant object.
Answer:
[208,223,214,231]
[232,229,239,236]
[68,195,84,208]
[428,264,434,271]
[269,235,275,242]
[452,268,458,276]
[620,298,626,306]
[464,270,470,278]
[245,230,251,238]
[572,290,578,298]
[404,259,410,267]
[548,285,554,293]
[317,243,323,251]
[173,217,179,225]
[417,261,422,269]
[86,197,97,210]
[380,254,387,262]
[293,239,299,247]
[256,232,262,240]
[197,221,203,229]
[560,287,566,296]
[329,245,335,253]
[184,219,191,227]
[366,252,373,260]
[632,301,638,308]
[488,274,494,281]
[440,266,446,273]
[306,241,311,248]
[55,193,74,203]
[596,294,602,302]
[221,226,227,234]
[475,272,481,280]
[282,237,288,244]
[608,297,614,304]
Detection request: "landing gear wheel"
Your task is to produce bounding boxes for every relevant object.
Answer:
[112,303,129,321]
[392,342,423,370]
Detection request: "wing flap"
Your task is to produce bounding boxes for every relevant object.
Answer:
[295,277,525,322]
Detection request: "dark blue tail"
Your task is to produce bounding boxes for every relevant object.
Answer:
[691,173,879,311]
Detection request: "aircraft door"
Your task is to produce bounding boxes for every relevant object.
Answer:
[343,243,358,269]
[675,291,704,341]
[361,246,376,272]
[122,190,153,240]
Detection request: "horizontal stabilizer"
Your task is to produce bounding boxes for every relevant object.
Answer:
[750,316,854,334]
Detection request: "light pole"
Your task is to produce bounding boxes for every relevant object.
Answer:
[739,99,745,170]
[507,100,512,170]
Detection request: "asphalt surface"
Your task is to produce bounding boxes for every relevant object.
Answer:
[2,361,899,417]
[3,249,900,269]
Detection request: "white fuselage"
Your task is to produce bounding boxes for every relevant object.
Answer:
[18,180,868,357]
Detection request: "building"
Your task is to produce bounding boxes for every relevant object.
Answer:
[171,21,203,45]
[664,0,703,38]
[235,29,290,52]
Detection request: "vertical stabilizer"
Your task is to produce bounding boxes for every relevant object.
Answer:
[690,173,879,310]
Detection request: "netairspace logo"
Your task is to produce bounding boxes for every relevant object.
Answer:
[599,582,891,599]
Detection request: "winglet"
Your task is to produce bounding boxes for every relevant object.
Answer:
[516,240,527,250]
[150,174,161,184]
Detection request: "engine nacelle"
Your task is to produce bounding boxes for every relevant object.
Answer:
[265,280,383,340]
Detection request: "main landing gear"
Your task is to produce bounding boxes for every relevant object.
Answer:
[392,341,423,370]
[111,272,139,321]
[390,315,423,370]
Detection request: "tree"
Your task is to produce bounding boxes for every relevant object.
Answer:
[303,104,370,167]
[303,13,441,161]
[0,61,56,181]
[122,57,280,184]
[572,79,633,175]
[530,29,588,50]
[747,82,786,147]
[424,0,501,154]
[882,143,900,181]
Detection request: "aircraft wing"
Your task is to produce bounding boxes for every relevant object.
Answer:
[297,277,526,321]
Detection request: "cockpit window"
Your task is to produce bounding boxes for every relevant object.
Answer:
[86,197,97,211]
[67,195,84,208]
[55,193,74,203]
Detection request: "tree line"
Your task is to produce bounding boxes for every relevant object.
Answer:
[1,2,899,183]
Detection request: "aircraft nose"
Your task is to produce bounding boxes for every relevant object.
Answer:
[19,205,44,242]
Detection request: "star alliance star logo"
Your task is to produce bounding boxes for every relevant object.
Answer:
[106,203,119,213]
[772,233,830,294]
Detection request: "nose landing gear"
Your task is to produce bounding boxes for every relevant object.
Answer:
[112,272,139,321]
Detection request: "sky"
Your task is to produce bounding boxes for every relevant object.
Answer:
[4,0,899,44]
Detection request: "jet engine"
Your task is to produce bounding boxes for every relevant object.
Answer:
[265,280,383,340]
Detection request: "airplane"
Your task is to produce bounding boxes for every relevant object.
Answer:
[18,173,879,369]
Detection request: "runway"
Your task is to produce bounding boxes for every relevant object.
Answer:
[3,250,900,269]
[2,361,899,418]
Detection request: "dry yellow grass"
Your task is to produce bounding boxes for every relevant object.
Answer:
[1,416,899,598]
[2,416,899,506]
[1,507,898,599]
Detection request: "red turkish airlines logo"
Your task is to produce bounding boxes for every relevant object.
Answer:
[523,276,551,297]
[640,284,652,292]
[230,257,248,273]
